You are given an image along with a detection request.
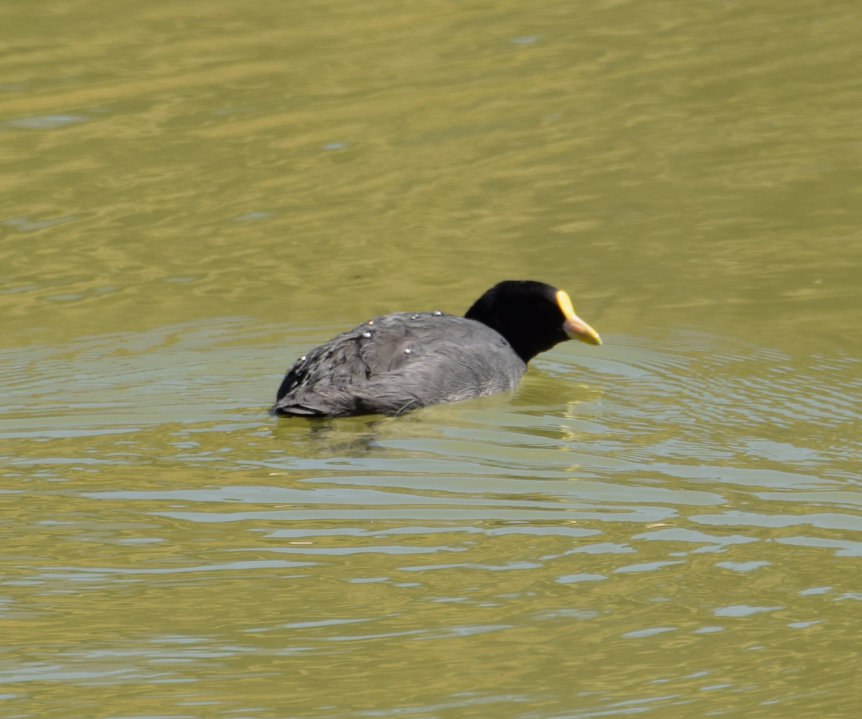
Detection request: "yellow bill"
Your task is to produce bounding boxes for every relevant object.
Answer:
[556,290,602,346]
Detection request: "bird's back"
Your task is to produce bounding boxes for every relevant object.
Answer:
[272,312,526,417]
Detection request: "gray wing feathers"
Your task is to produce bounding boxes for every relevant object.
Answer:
[272,314,526,417]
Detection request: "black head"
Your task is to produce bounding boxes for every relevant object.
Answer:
[464,280,601,363]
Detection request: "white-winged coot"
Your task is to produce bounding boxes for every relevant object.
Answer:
[272,280,601,417]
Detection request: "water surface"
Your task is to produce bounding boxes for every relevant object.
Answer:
[2,0,861,717]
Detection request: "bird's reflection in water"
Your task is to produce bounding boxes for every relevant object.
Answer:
[270,413,389,458]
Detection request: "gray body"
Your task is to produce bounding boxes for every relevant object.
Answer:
[272,312,527,417]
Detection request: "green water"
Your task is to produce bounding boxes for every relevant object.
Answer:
[2,0,861,716]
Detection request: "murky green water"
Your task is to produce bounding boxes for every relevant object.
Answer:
[2,0,862,716]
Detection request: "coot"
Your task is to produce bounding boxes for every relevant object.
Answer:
[272,280,601,417]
